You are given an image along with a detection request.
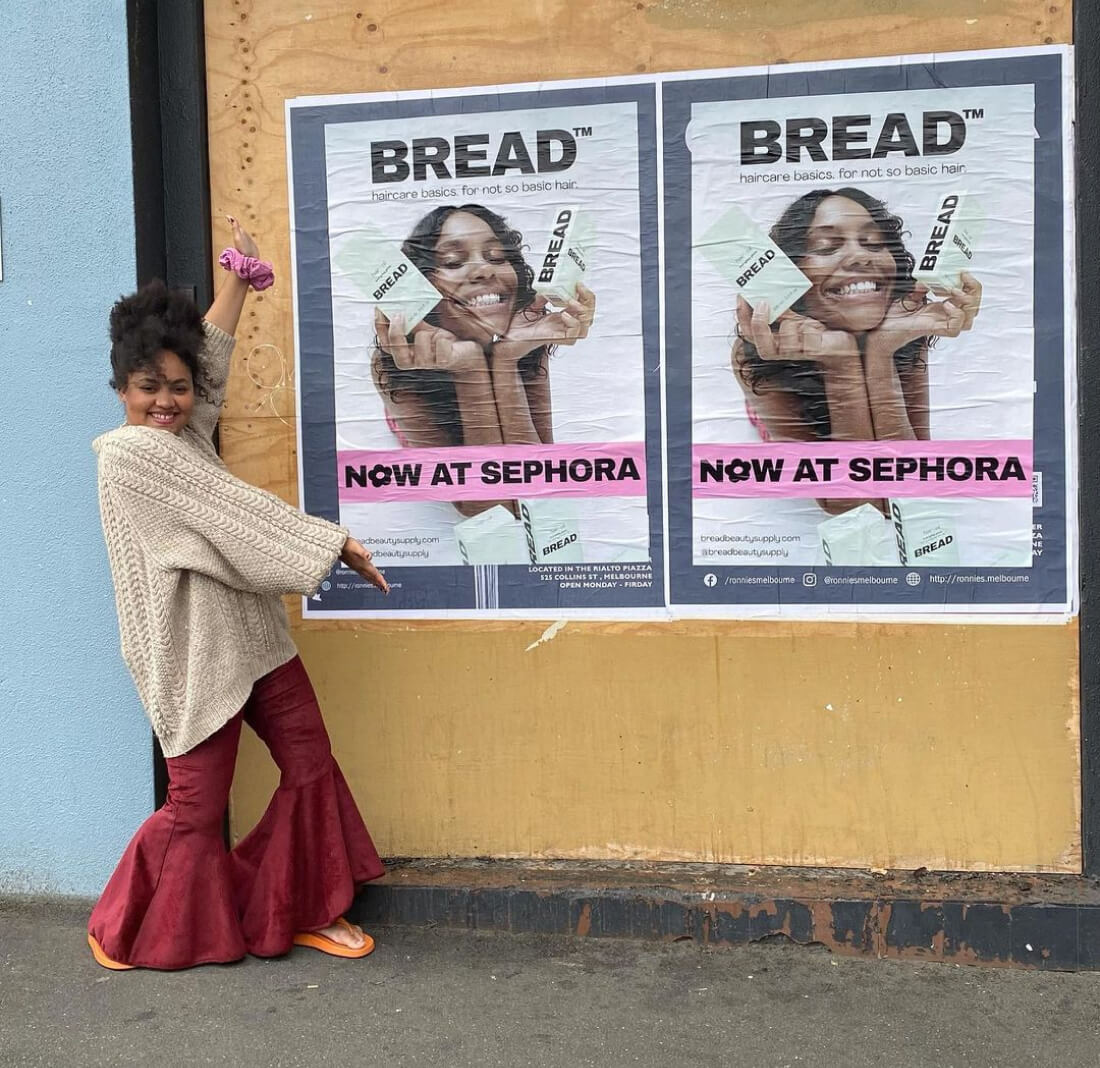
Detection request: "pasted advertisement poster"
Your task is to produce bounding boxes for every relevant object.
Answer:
[288,83,664,617]
[663,48,1075,615]
[288,47,1074,621]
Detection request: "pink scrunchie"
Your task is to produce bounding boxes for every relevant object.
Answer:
[218,247,275,291]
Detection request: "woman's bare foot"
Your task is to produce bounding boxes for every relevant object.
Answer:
[311,918,367,949]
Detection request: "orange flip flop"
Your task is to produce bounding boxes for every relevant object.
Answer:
[292,917,375,959]
[88,934,135,971]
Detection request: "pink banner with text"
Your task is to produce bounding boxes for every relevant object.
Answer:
[338,442,648,503]
[692,441,1033,499]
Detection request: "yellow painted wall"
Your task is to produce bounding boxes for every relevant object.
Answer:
[208,0,1080,872]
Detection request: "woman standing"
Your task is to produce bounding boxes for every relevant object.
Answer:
[88,218,390,971]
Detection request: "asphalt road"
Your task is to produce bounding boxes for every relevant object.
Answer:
[3,896,1100,1067]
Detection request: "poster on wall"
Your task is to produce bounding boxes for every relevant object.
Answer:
[287,83,664,618]
[288,46,1075,621]
[663,48,1075,616]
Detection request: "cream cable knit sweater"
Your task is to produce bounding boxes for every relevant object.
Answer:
[93,321,347,757]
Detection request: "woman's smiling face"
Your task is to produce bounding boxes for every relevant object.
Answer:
[428,211,519,339]
[798,195,897,333]
[118,351,194,433]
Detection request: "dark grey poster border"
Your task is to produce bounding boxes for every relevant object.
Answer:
[663,53,1071,609]
[289,83,665,615]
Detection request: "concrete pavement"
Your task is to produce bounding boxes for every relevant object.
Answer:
[3,895,1100,1067]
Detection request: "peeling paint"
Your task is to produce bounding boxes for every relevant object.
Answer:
[575,902,592,937]
[525,620,568,652]
[353,861,1100,971]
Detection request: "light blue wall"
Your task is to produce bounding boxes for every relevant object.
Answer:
[0,1,153,895]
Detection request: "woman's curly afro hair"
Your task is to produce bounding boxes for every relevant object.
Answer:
[109,279,206,393]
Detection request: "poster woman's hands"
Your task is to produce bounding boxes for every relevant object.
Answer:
[866,273,982,354]
[735,296,860,364]
[340,536,390,594]
[375,310,488,375]
[492,284,596,363]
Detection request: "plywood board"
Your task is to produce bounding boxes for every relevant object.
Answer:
[208,0,1079,870]
[231,622,1080,871]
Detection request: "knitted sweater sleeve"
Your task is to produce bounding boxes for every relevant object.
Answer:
[99,426,348,597]
[189,320,236,442]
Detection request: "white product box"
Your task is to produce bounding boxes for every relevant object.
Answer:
[332,224,441,331]
[818,503,900,567]
[913,192,983,290]
[889,499,960,566]
[455,505,530,565]
[519,498,584,564]
[532,207,591,305]
[697,204,811,321]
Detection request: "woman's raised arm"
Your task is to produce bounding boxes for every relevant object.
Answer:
[204,216,256,337]
[188,217,269,443]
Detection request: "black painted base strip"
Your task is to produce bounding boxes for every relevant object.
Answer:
[348,860,1100,971]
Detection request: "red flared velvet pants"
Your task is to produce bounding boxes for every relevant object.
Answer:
[88,656,385,970]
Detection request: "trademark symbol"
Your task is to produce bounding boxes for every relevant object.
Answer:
[963,108,984,120]
[573,126,593,137]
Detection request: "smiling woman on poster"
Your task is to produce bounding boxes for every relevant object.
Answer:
[729,187,982,512]
[371,203,596,515]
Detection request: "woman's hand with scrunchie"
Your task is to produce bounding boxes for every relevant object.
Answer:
[375,310,488,376]
[339,536,389,594]
[492,284,596,364]
[735,296,860,365]
[226,215,261,260]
